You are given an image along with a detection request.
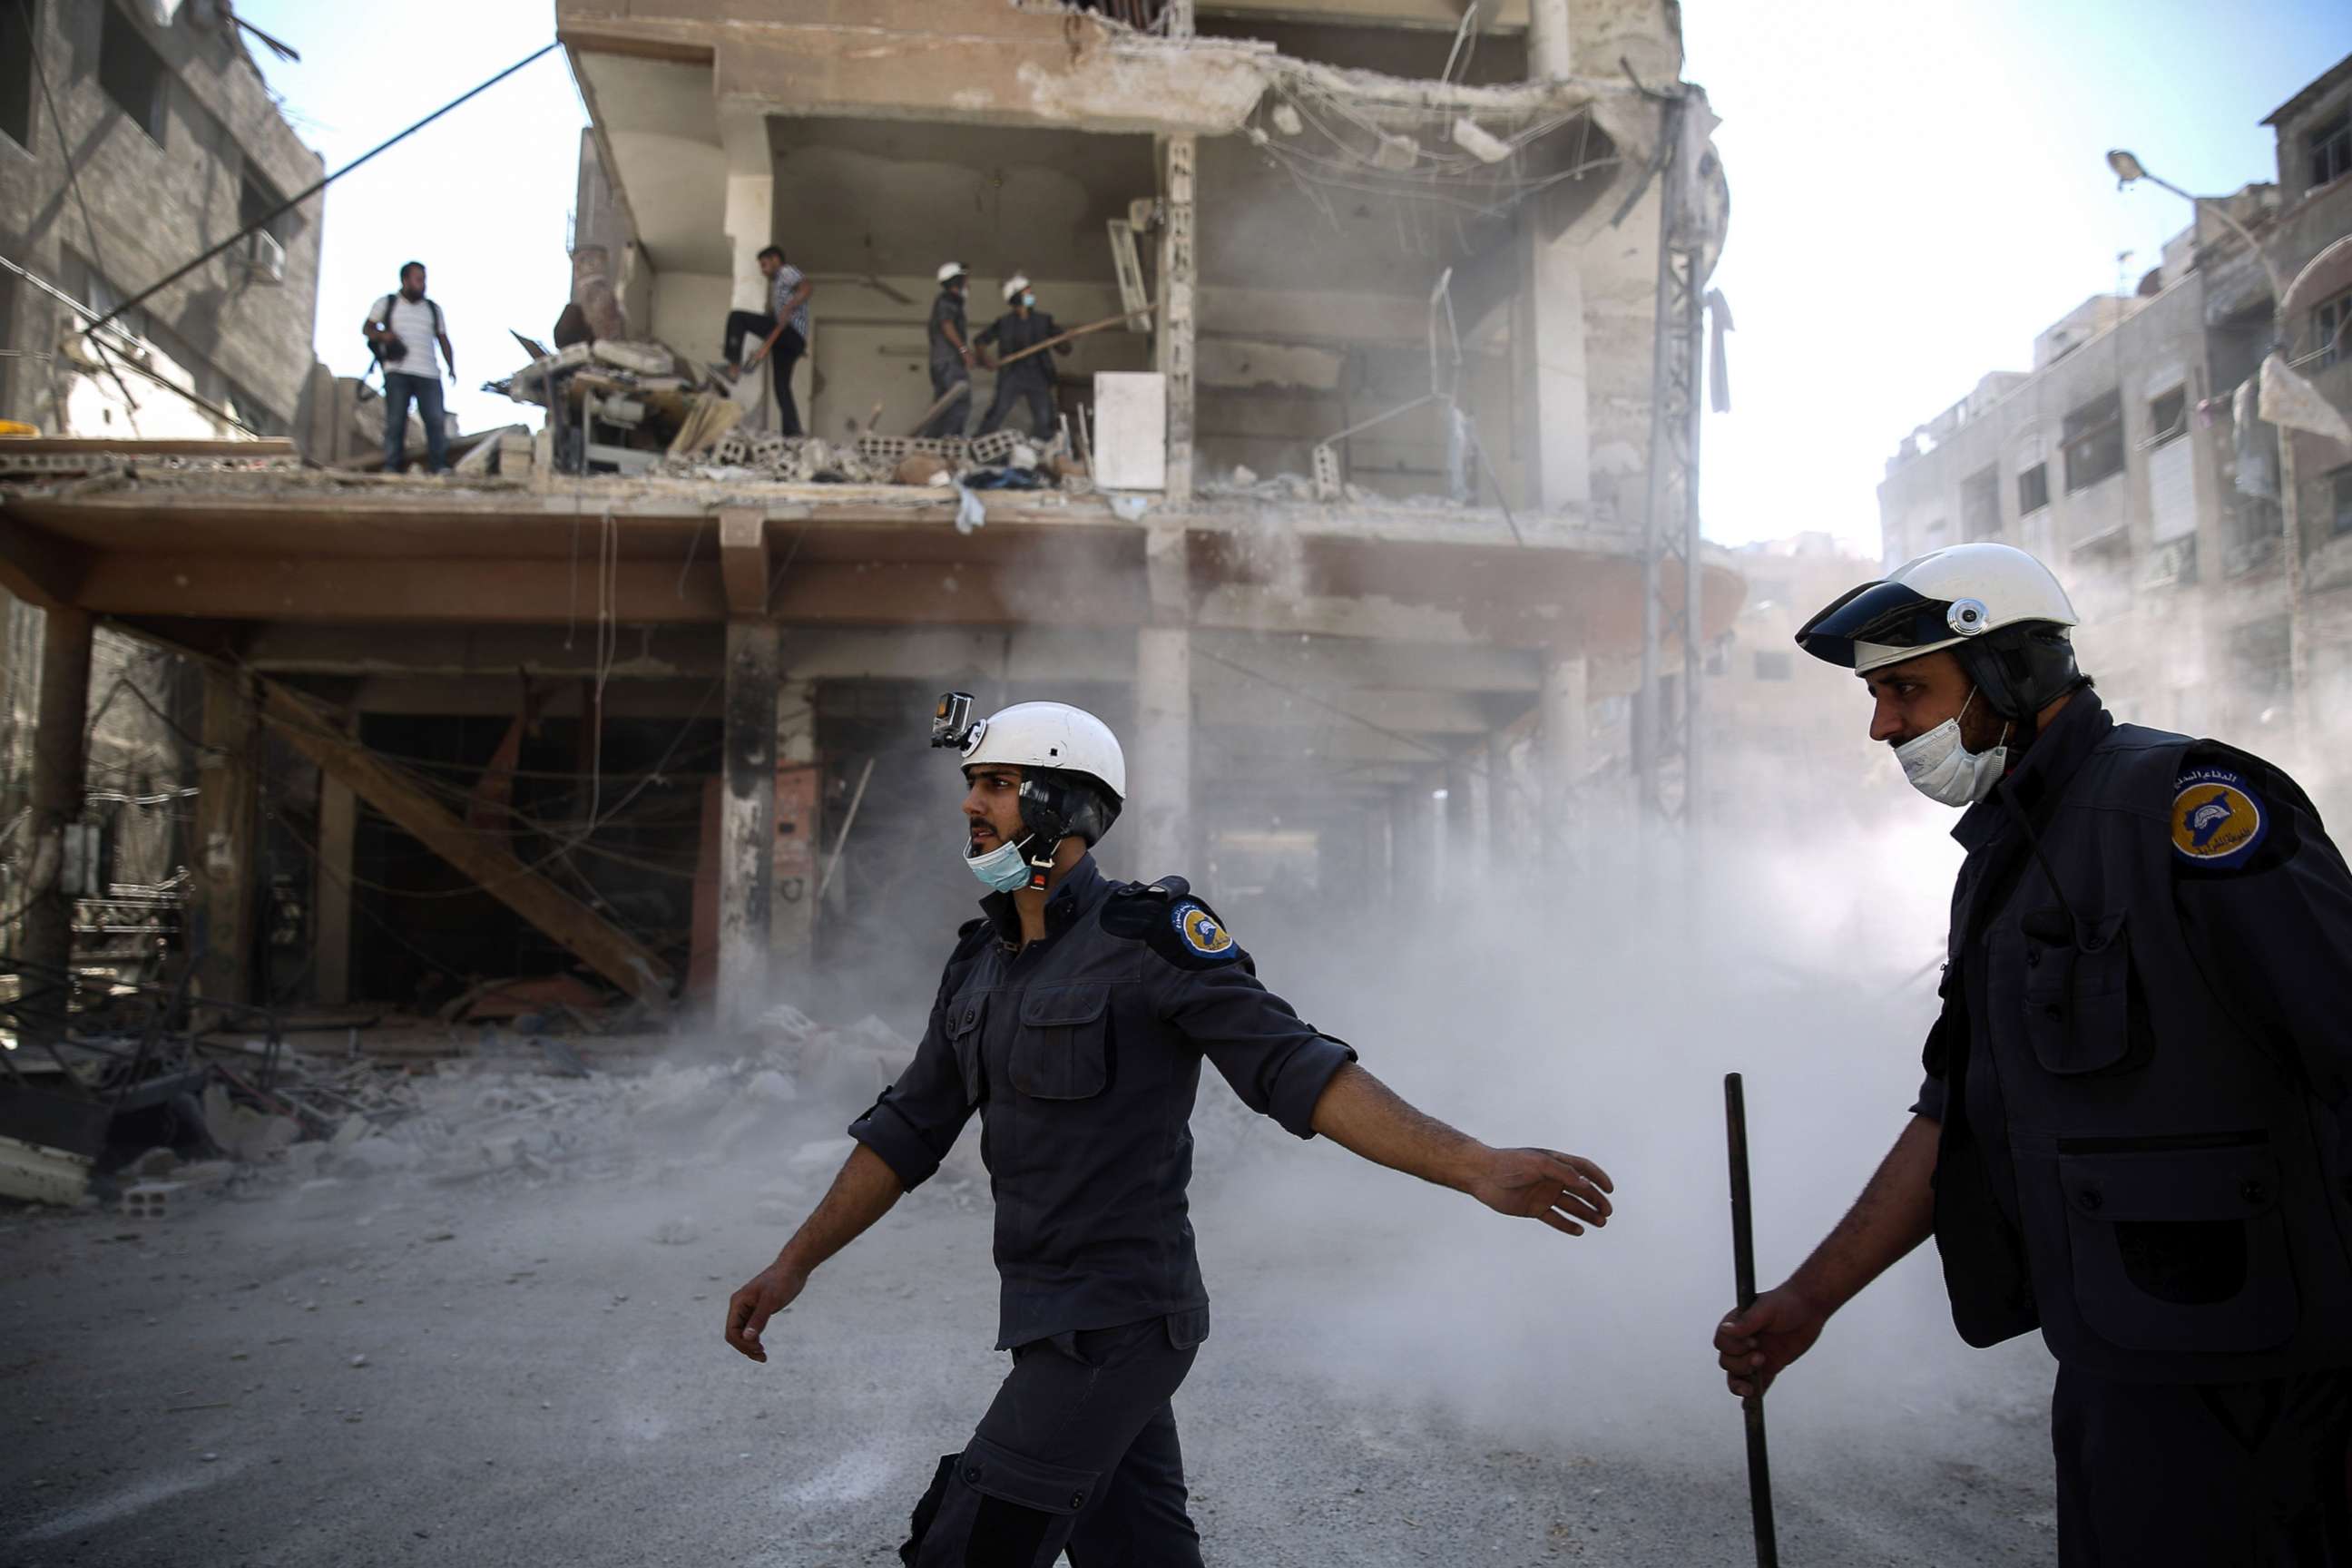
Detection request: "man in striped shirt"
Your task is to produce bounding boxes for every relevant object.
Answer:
[364,261,456,474]
[721,245,812,436]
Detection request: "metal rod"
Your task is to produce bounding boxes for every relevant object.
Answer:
[80,43,561,340]
[1725,1072,1779,1568]
[815,757,876,904]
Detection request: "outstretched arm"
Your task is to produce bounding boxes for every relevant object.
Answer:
[723,1142,905,1362]
[1713,1113,1937,1396]
[1308,1062,1614,1236]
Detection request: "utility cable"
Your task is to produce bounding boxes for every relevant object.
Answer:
[80,42,562,341]
[1190,643,1486,775]
[17,5,152,433]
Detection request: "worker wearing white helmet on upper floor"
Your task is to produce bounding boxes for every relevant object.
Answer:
[1714,540,2352,1565]
[975,272,1071,441]
[918,261,976,440]
[727,692,1620,1567]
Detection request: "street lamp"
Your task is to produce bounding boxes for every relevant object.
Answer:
[2107,149,2284,299]
[2105,147,2307,746]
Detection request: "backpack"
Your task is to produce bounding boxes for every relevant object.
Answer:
[368,293,443,368]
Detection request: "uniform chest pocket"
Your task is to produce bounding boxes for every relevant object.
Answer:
[946,992,987,1103]
[1011,985,1111,1101]
[2020,910,2137,1076]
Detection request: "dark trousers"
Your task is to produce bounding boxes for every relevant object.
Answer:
[918,360,972,439]
[978,376,1055,440]
[382,371,448,473]
[904,1314,1205,1568]
[2053,1363,2352,1566]
[722,309,806,436]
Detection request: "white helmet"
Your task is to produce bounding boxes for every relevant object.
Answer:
[953,700,1124,799]
[1797,543,2084,723]
[1003,272,1032,304]
[931,694,1125,866]
[1796,543,2080,675]
[936,261,967,285]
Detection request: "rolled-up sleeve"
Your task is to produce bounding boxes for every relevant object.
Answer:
[1157,956,1356,1139]
[847,971,975,1190]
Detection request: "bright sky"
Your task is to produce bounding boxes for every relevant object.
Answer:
[230,3,2350,552]
[1684,0,2352,552]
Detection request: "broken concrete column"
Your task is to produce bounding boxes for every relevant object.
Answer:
[1455,750,1490,884]
[1527,0,1573,82]
[192,667,262,1008]
[1130,524,1192,876]
[313,774,356,1005]
[720,622,779,1034]
[770,678,818,980]
[1518,197,1592,514]
[1132,631,1192,877]
[1155,133,1198,503]
[1485,728,1515,875]
[20,605,91,1043]
[1539,653,1590,867]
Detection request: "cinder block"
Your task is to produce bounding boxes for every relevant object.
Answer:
[121,1181,188,1220]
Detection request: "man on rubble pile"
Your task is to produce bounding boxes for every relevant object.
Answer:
[727,695,1618,1566]
[718,244,812,436]
[363,261,455,475]
[1712,542,2352,1564]
[918,262,977,440]
[975,274,1071,440]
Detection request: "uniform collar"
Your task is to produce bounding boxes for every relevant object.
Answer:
[1953,686,2110,852]
[977,851,1105,946]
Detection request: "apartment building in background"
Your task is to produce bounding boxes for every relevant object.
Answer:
[1877,54,2352,792]
[0,0,324,436]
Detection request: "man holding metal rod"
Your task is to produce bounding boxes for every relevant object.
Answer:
[1715,542,2352,1564]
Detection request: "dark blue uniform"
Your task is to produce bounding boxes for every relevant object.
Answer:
[975,309,1061,439]
[850,854,1355,1566]
[919,289,972,439]
[1915,689,2352,1565]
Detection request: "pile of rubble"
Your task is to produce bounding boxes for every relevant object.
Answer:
[28,1002,964,1220]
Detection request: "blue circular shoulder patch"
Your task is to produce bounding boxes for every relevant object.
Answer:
[1170,900,1237,960]
[2171,766,2268,867]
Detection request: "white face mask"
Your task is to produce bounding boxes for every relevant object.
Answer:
[1894,689,2008,808]
[965,838,1035,893]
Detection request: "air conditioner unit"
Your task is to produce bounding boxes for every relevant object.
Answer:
[240,229,286,284]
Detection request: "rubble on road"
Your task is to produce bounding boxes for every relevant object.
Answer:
[6,998,943,1217]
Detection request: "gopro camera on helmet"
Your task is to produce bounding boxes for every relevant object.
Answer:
[931,691,980,751]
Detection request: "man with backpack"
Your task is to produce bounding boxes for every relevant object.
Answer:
[363,261,455,474]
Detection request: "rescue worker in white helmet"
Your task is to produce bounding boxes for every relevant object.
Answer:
[975,273,1069,440]
[918,261,976,440]
[728,694,1619,1566]
[1713,541,2352,1563]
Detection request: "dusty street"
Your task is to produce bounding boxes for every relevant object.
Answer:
[3,1082,2060,1568]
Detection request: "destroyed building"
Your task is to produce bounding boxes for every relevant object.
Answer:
[0,0,1740,1125]
[1877,52,2352,798]
[0,0,327,1025]
[0,0,323,438]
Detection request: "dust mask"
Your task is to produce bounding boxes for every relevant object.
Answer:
[1894,689,2008,808]
[965,838,1034,893]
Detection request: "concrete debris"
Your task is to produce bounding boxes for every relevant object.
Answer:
[121,1180,185,1219]
[1372,131,1421,171]
[201,1083,300,1164]
[1450,115,1513,164]
[894,453,954,487]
